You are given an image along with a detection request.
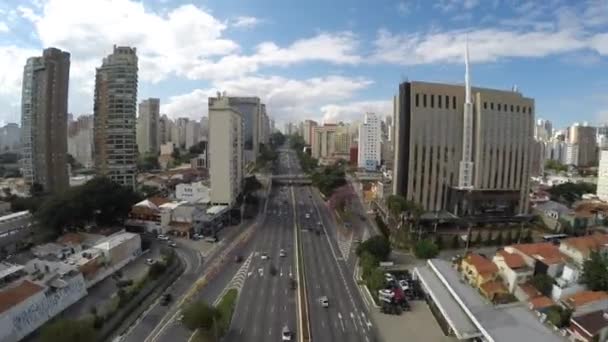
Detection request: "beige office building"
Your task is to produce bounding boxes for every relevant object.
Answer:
[567,124,597,167]
[302,120,318,145]
[393,80,534,215]
[208,94,243,206]
[21,48,70,193]
[136,98,160,155]
[311,124,338,159]
[94,46,138,188]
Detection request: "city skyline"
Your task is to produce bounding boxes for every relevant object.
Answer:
[0,0,606,128]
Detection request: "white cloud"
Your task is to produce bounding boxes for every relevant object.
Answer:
[0,22,8,33]
[435,0,479,12]
[397,1,410,15]
[321,100,392,123]
[231,16,262,28]
[0,45,41,123]
[371,27,597,65]
[161,75,373,123]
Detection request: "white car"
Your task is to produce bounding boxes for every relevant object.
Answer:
[305,213,310,219]
[157,234,169,241]
[399,279,410,291]
[146,258,155,265]
[282,326,292,341]
[385,273,395,283]
[261,253,269,260]
[279,249,286,257]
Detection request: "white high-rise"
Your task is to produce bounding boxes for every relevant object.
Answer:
[357,113,381,171]
[598,150,608,201]
[209,94,243,206]
[136,98,160,155]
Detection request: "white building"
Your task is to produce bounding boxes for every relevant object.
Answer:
[176,181,210,204]
[185,120,201,149]
[598,150,608,201]
[358,112,381,171]
[209,94,243,206]
[136,98,160,155]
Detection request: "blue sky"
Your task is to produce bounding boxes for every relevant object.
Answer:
[0,0,606,129]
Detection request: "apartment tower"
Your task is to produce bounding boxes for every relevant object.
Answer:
[358,112,382,171]
[20,47,70,193]
[393,47,534,216]
[94,45,138,188]
[136,98,160,155]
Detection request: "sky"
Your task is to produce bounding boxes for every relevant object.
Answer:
[0,0,606,129]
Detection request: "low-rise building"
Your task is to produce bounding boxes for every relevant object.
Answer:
[533,200,573,232]
[559,233,608,266]
[562,291,608,317]
[506,242,566,278]
[126,197,170,233]
[461,253,499,288]
[493,249,533,293]
[0,211,34,255]
[175,181,210,204]
[551,263,586,301]
[568,310,608,342]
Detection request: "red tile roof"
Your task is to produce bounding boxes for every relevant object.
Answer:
[562,233,608,257]
[149,196,170,207]
[564,291,608,309]
[497,250,527,269]
[529,296,554,310]
[464,253,498,275]
[0,280,44,314]
[519,283,542,299]
[511,242,566,265]
[480,280,507,295]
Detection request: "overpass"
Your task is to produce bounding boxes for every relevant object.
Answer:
[271,174,312,185]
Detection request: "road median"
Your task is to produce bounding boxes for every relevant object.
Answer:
[291,186,311,342]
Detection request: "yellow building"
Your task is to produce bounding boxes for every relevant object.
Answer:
[461,253,499,288]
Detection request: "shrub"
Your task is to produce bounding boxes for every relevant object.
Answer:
[413,239,439,259]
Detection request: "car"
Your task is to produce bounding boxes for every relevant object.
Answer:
[160,293,172,306]
[204,236,218,243]
[279,249,286,257]
[385,273,395,283]
[282,326,292,341]
[305,213,310,219]
[319,296,329,308]
[146,258,155,265]
[261,253,269,260]
[169,242,177,247]
[359,215,366,221]
[258,268,264,276]
[235,255,244,263]
[398,279,409,291]
[157,234,169,241]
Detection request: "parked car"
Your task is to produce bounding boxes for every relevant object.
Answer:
[169,241,177,248]
[157,234,169,241]
[385,273,395,283]
[204,236,218,243]
[261,253,269,260]
[305,213,310,219]
[146,258,155,265]
[160,293,172,306]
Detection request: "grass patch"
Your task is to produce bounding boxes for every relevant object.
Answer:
[216,289,238,335]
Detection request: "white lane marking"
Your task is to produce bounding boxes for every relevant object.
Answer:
[338,312,345,332]
[350,312,358,332]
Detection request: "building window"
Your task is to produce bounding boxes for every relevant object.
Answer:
[438,95,442,108]
[431,95,435,108]
[484,102,487,109]
[423,94,427,107]
[522,107,526,114]
[452,96,456,109]
[415,93,419,107]
[516,105,520,112]
[491,102,494,110]
[498,103,501,111]
[510,105,514,112]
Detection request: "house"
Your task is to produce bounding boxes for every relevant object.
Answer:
[551,263,586,301]
[533,200,573,232]
[175,181,210,204]
[479,280,508,301]
[568,310,608,342]
[506,242,566,277]
[516,283,543,302]
[559,233,608,266]
[126,197,170,233]
[493,249,534,293]
[529,296,555,312]
[0,211,34,254]
[460,253,499,289]
[562,291,608,317]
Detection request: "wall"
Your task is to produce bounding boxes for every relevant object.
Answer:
[0,274,87,342]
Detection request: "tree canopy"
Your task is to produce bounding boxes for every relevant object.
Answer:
[544,160,568,173]
[413,239,439,259]
[138,153,160,171]
[311,164,346,196]
[582,251,608,291]
[548,182,597,205]
[270,131,286,147]
[36,177,141,233]
[530,274,554,296]
[182,300,221,332]
[356,235,391,261]
[40,319,95,342]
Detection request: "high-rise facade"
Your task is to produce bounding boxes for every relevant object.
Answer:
[597,150,608,201]
[302,120,318,146]
[534,119,553,141]
[159,114,173,145]
[358,112,381,171]
[185,120,201,149]
[21,48,70,193]
[392,78,534,215]
[0,123,21,152]
[311,124,337,159]
[208,94,243,206]
[93,45,138,188]
[68,115,94,168]
[567,124,597,166]
[136,98,160,155]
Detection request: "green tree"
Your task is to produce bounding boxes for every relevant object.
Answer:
[582,251,608,291]
[545,160,568,173]
[182,301,221,332]
[138,153,160,171]
[451,234,460,249]
[366,268,385,295]
[548,182,596,205]
[386,195,408,219]
[356,235,391,261]
[360,252,379,279]
[531,274,554,296]
[413,239,439,259]
[188,141,207,155]
[40,319,95,342]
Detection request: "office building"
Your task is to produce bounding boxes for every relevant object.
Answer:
[208,94,243,206]
[302,120,318,146]
[20,48,70,193]
[136,98,160,156]
[393,46,534,215]
[358,112,381,171]
[93,45,138,188]
[185,120,201,149]
[159,114,173,145]
[535,119,553,141]
[598,150,608,201]
[68,115,94,168]
[334,123,352,155]
[567,123,597,166]
[174,118,189,148]
[0,124,20,152]
[209,96,261,163]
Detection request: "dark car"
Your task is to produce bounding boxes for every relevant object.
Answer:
[235,255,244,263]
[161,293,172,306]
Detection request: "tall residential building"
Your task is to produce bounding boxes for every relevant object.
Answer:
[94,45,138,188]
[200,116,209,141]
[334,123,352,155]
[175,118,189,148]
[68,115,94,168]
[20,47,70,193]
[0,123,21,152]
[302,120,318,146]
[185,120,201,149]
[358,113,381,171]
[598,150,608,201]
[159,114,172,145]
[136,98,160,156]
[567,123,597,166]
[311,124,338,159]
[209,96,261,163]
[534,119,553,141]
[393,51,534,215]
[208,94,243,206]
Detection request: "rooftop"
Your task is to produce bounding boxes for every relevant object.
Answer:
[496,250,527,269]
[563,291,608,309]
[0,210,31,223]
[479,280,507,294]
[0,280,44,314]
[464,253,498,275]
[528,296,555,310]
[561,233,608,256]
[570,310,608,338]
[510,242,566,265]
